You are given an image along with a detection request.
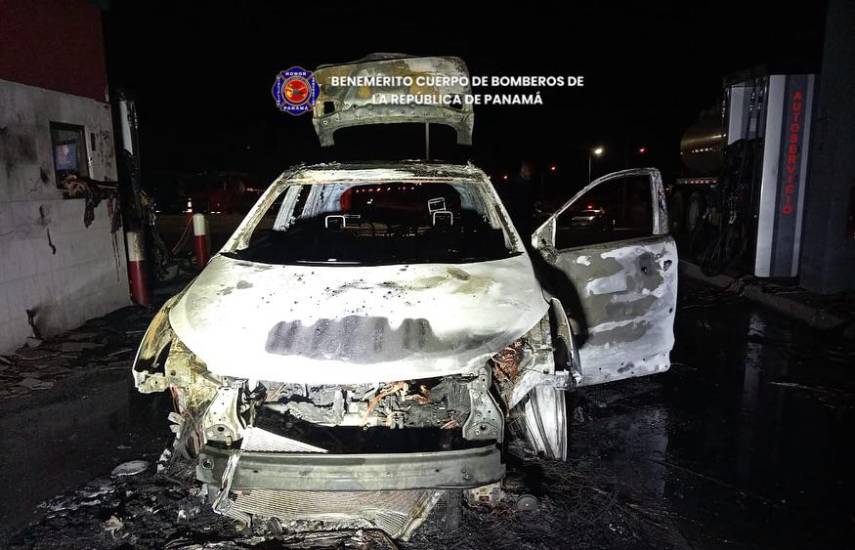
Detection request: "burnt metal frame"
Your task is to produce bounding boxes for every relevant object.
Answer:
[197,444,504,492]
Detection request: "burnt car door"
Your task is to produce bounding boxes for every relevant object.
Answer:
[532,168,677,387]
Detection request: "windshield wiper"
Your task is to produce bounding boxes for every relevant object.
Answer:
[295,259,362,265]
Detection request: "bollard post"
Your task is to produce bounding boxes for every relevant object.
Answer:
[126,230,151,306]
[192,213,210,268]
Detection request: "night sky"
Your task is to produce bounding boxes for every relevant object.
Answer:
[102,1,827,191]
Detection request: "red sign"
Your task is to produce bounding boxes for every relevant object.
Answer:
[781,89,803,216]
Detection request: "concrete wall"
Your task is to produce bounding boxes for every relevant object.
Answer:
[799,0,855,294]
[0,78,130,353]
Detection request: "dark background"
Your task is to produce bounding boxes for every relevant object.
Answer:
[102,1,827,193]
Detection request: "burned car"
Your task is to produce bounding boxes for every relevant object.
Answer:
[132,55,678,540]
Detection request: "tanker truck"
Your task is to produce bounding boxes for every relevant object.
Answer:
[668,68,815,278]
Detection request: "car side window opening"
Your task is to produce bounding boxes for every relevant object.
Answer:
[231,180,516,266]
[554,175,653,250]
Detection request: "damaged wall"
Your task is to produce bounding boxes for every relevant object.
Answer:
[0,78,129,353]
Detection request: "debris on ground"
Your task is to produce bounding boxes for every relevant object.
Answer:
[406,453,692,550]
[9,447,692,550]
[17,377,54,391]
[102,515,125,539]
[111,460,150,478]
[11,459,240,549]
[0,306,154,401]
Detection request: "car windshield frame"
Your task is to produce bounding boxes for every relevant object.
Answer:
[220,167,524,266]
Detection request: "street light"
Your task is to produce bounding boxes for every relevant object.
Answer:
[588,146,605,183]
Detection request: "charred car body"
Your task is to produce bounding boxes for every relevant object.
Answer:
[132,55,677,539]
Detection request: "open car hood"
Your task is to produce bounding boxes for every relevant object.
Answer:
[312,53,474,147]
[169,253,548,384]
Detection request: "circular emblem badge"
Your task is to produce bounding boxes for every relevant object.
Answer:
[284,77,311,106]
[272,66,320,116]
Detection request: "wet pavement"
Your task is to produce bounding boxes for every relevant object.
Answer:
[2,280,854,549]
[566,281,855,549]
[0,300,175,544]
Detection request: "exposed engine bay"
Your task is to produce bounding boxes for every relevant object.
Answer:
[200,369,503,454]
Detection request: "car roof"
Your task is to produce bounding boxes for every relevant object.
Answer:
[284,161,487,186]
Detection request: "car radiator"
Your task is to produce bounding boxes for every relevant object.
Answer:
[229,488,442,539]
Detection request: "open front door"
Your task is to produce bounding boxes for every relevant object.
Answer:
[532,168,677,387]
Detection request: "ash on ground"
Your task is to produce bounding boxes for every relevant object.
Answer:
[9,422,691,550]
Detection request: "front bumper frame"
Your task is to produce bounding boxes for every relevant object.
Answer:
[197,444,504,492]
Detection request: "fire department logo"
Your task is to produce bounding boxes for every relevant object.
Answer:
[272,66,320,116]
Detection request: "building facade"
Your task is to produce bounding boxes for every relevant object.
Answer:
[0,0,130,352]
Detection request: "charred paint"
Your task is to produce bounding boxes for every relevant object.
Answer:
[167,249,548,384]
[531,168,677,387]
[265,315,493,362]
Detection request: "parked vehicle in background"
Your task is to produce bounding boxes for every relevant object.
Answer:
[569,207,609,230]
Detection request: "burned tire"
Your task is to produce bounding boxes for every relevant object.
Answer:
[509,385,568,461]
